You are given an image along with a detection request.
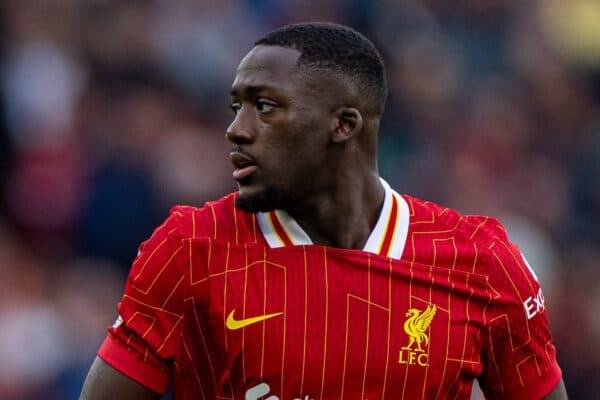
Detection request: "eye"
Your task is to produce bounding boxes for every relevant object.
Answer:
[256,99,276,114]
[230,101,241,114]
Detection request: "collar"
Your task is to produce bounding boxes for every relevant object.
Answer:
[256,178,410,260]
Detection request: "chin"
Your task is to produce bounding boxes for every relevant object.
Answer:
[235,185,292,213]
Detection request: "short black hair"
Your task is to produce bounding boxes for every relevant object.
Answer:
[255,22,387,115]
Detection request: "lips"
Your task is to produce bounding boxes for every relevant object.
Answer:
[230,151,257,181]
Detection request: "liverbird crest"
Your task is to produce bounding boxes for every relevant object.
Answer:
[402,304,437,352]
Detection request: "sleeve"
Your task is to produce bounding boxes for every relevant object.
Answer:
[97,207,189,394]
[478,238,562,400]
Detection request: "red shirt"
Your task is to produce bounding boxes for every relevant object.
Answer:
[98,181,561,399]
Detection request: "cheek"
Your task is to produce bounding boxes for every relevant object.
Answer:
[262,111,329,175]
[291,119,330,162]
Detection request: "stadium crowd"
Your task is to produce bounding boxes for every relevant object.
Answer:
[0,1,598,399]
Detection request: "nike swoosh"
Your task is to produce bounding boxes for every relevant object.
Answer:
[226,309,283,330]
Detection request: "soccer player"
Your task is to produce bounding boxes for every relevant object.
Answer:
[80,23,567,399]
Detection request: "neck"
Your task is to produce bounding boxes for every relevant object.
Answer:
[286,169,384,249]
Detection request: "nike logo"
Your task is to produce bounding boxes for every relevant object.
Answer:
[226,309,283,330]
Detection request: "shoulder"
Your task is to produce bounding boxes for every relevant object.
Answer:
[127,193,249,295]
[405,195,508,243]
[165,192,259,244]
[402,195,513,275]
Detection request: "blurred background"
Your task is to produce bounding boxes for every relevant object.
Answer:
[0,0,598,399]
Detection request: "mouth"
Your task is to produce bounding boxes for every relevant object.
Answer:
[230,151,257,181]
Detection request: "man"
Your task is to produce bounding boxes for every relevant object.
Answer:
[80,22,567,399]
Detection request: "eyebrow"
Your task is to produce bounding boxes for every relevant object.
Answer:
[230,84,274,97]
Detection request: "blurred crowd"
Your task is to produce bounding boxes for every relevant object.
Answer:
[0,1,598,399]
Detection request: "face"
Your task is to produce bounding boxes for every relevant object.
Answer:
[227,45,335,212]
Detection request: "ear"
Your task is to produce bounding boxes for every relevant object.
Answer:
[331,107,363,143]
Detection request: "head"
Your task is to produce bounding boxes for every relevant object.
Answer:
[227,22,387,212]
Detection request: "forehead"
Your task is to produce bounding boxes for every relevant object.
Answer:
[231,45,302,94]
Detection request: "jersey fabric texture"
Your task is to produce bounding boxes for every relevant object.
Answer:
[98,180,561,399]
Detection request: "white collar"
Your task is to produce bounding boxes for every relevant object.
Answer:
[256,178,409,260]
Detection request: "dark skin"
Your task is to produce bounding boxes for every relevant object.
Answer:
[79,45,567,399]
[80,357,161,400]
[228,45,383,249]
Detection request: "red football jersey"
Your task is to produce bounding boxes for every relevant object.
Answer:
[98,180,561,399]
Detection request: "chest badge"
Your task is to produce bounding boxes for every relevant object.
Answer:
[398,304,436,366]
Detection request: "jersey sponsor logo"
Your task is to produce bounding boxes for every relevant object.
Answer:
[398,304,436,367]
[245,382,313,400]
[523,287,545,319]
[225,309,283,330]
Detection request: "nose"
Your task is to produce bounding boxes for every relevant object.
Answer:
[226,107,254,145]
